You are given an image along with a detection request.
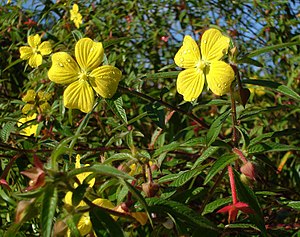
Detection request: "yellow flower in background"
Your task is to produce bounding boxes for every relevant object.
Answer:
[17,113,38,136]
[21,89,52,114]
[174,28,235,101]
[70,4,83,29]
[19,34,52,68]
[65,155,95,207]
[7,0,11,4]
[48,38,122,113]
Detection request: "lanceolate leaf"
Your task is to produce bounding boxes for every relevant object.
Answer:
[247,41,300,58]
[90,206,124,237]
[147,198,219,233]
[249,129,299,147]
[234,170,267,236]
[202,197,232,215]
[204,154,237,185]
[67,164,134,180]
[41,184,58,237]
[192,146,219,168]
[206,110,231,147]
[106,96,128,124]
[248,141,300,154]
[243,79,300,101]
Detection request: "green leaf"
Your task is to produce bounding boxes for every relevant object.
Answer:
[103,153,135,164]
[204,154,237,185]
[67,164,134,180]
[147,198,219,233]
[72,183,89,207]
[106,96,127,124]
[249,129,299,147]
[243,79,300,101]
[287,201,300,211]
[248,141,300,154]
[90,206,124,237]
[235,126,250,149]
[121,179,153,226]
[234,170,267,236]
[202,197,232,215]
[143,71,179,80]
[144,101,165,128]
[224,223,261,232]
[0,121,15,142]
[170,166,207,187]
[236,57,263,67]
[206,109,231,146]
[152,141,180,158]
[41,184,58,237]
[158,172,182,184]
[247,41,300,58]
[192,146,219,169]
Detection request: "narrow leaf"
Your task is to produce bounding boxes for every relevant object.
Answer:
[67,164,134,180]
[41,184,58,237]
[243,79,300,101]
[248,141,300,154]
[206,110,231,146]
[106,96,127,124]
[234,170,267,236]
[147,198,219,232]
[90,207,124,237]
[247,41,300,58]
[202,197,232,215]
[204,154,237,185]
[193,146,220,168]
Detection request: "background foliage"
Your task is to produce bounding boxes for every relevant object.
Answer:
[0,0,299,236]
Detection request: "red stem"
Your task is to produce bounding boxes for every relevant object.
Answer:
[228,165,238,204]
[232,147,248,164]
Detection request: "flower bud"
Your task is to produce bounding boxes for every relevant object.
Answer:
[240,161,256,180]
[142,181,160,197]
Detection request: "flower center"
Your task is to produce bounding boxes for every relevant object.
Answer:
[196,60,207,71]
[79,71,89,81]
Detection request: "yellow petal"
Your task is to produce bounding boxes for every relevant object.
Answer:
[28,53,42,68]
[93,198,115,209]
[48,52,80,84]
[174,35,200,69]
[72,3,79,14]
[17,113,38,136]
[89,65,122,98]
[38,41,52,55]
[206,61,235,96]
[28,34,41,48]
[19,46,33,60]
[77,212,92,236]
[63,80,95,113]
[200,29,230,61]
[22,89,36,102]
[176,68,205,101]
[75,38,103,71]
[64,191,73,206]
[131,212,148,226]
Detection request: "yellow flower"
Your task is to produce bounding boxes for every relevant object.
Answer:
[19,34,52,68]
[70,4,83,29]
[17,113,38,136]
[48,38,122,113]
[7,0,11,4]
[174,29,235,101]
[65,155,95,207]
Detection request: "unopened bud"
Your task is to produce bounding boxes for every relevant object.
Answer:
[142,182,160,197]
[240,162,256,180]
